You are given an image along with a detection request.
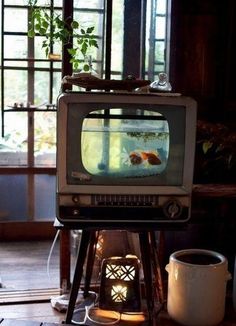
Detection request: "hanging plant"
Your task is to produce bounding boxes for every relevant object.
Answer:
[27,0,98,71]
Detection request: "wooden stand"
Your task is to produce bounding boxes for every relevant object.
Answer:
[65,230,164,325]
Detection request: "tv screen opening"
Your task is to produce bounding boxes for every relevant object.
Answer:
[66,103,186,187]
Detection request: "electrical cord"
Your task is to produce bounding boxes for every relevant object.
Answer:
[86,306,121,325]
[71,291,121,325]
[47,229,60,282]
[72,306,121,325]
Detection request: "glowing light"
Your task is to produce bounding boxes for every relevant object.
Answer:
[105,264,136,281]
[111,285,128,302]
[99,256,141,312]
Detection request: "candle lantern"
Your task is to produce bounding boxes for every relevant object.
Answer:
[99,255,141,312]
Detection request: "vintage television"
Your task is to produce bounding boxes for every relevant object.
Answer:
[56,91,197,228]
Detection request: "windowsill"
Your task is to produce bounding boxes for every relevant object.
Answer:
[0,288,60,304]
[0,167,56,174]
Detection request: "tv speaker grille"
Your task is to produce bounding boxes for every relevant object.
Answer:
[93,194,158,207]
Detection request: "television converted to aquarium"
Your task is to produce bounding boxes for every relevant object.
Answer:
[56,92,197,228]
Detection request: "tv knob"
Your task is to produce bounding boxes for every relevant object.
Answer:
[73,209,80,216]
[163,199,182,219]
[72,195,79,203]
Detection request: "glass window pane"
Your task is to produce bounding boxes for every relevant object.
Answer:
[1,112,28,165]
[34,61,51,69]
[155,41,165,62]
[53,72,63,103]
[74,0,104,9]
[0,175,28,220]
[4,69,28,105]
[54,0,63,6]
[155,16,166,39]
[157,0,167,14]
[34,71,50,104]
[4,8,28,33]
[34,112,56,167]
[154,64,165,73]
[145,0,169,79]
[4,35,28,59]
[5,0,35,4]
[0,174,56,221]
[35,174,56,219]
[4,61,28,68]
[111,1,124,74]
[73,11,103,35]
[35,36,52,60]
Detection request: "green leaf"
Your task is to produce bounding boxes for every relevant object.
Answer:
[202,141,213,154]
[83,64,90,71]
[34,12,41,20]
[86,26,94,34]
[68,48,77,56]
[74,62,79,70]
[39,27,47,35]
[42,41,48,48]
[89,39,98,48]
[35,23,41,31]
[81,28,86,34]
[71,21,79,29]
[76,38,83,45]
[81,42,88,56]
[215,144,224,153]
[42,20,49,29]
[28,30,35,38]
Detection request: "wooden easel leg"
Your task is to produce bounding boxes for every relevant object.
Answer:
[60,229,71,293]
[65,230,91,324]
[83,230,99,297]
[149,231,164,305]
[139,232,155,325]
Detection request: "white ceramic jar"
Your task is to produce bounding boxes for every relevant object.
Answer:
[165,249,231,326]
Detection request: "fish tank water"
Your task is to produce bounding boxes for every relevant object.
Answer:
[81,108,169,178]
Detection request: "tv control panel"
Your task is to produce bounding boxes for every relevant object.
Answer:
[57,193,191,229]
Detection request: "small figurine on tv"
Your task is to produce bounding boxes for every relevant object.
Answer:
[150,72,172,92]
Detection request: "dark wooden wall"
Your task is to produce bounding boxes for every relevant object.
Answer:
[169,0,236,124]
[165,1,236,277]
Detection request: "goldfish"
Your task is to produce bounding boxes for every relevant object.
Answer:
[141,151,162,165]
[129,151,143,165]
[129,150,161,165]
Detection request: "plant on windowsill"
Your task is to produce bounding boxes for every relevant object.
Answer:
[27,0,98,71]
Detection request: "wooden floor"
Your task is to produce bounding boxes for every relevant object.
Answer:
[0,241,60,291]
[0,302,64,324]
[0,298,235,325]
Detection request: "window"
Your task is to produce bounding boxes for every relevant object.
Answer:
[0,0,105,167]
[0,0,170,223]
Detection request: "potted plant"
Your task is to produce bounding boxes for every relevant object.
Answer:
[194,120,236,183]
[27,0,98,71]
